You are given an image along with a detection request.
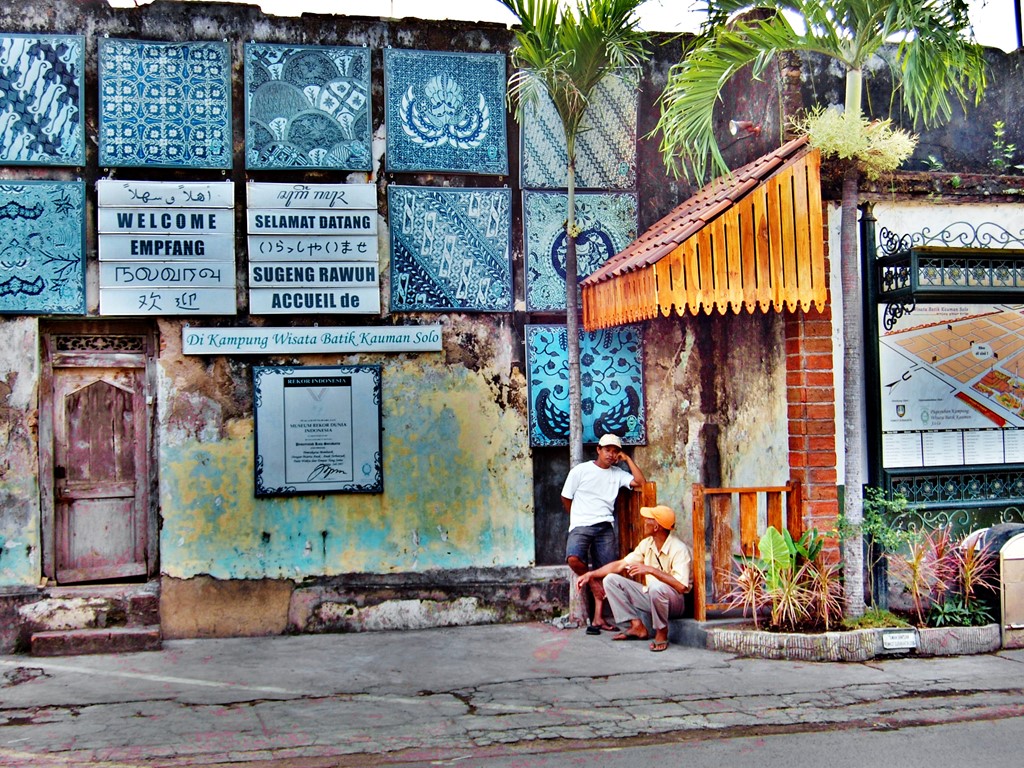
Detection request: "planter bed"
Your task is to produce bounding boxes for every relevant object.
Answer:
[705,622,1001,662]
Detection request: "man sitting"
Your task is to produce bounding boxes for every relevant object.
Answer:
[576,504,691,652]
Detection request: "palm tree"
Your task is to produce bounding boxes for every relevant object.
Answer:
[501,0,650,466]
[655,0,986,615]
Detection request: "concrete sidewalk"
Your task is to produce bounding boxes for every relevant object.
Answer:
[2,621,1024,767]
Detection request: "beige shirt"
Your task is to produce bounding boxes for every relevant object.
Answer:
[623,531,692,592]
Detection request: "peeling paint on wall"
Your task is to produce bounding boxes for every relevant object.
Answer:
[0,318,40,586]
[159,338,534,579]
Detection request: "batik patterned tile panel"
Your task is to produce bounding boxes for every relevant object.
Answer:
[0,34,84,166]
[520,71,638,189]
[99,38,232,168]
[0,181,85,314]
[245,43,371,171]
[389,185,512,312]
[526,324,646,447]
[384,49,507,175]
[523,190,637,312]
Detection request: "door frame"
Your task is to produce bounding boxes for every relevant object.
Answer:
[39,320,158,582]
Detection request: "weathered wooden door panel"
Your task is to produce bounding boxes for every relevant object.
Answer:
[53,371,148,583]
[39,325,157,585]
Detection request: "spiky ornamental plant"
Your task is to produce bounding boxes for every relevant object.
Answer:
[501,0,650,465]
[655,0,986,616]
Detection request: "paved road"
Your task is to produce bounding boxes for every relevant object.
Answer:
[2,622,1023,767]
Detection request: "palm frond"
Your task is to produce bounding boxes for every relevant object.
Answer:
[657,0,986,183]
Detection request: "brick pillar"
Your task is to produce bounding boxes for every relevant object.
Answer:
[785,304,840,560]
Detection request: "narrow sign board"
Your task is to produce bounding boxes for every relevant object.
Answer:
[98,180,235,208]
[101,288,236,316]
[249,287,381,314]
[247,209,376,235]
[182,325,443,355]
[100,261,234,288]
[99,234,235,261]
[249,262,377,288]
[248,235,378,262]
[246,182,376,210]
[99,208,234,234]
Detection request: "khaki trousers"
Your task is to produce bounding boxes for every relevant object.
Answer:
[603,572,686,632]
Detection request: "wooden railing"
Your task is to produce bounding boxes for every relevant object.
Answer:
[616,481,658,559]
[691,481,803,621]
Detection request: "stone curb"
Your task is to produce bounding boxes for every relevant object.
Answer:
[705,622,1002,662]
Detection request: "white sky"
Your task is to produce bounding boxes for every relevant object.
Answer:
[107,0,1019,52]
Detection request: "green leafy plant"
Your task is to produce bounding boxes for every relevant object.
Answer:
[989,120,1020,174]
[841,606,910,630]
[888,526,954,627]
[804,559,845,632]
[928,595,993,628]
[726,526,842,633]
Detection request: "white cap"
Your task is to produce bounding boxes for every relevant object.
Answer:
[597,434,623,448]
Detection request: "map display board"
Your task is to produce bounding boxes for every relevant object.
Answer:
[879,303,1024,468]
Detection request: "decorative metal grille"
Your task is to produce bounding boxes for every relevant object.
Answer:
[54,335,146,353]
[885,470,1024,535]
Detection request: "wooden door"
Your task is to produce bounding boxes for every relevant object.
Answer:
[40,329,155,584]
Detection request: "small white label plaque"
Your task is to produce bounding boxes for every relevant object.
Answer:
[881,628,918,650]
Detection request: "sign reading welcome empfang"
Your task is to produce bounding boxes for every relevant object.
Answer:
[182,325,442,355]
[97,180,236,316]
[247,182,381,315]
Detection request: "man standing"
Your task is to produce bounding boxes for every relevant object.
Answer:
[577,504,691,652]
[561,433,646,633]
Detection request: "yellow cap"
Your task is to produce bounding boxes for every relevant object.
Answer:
[640,505,675,529]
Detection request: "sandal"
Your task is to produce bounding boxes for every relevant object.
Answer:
[612,632,647,641]
[649,640,669,652]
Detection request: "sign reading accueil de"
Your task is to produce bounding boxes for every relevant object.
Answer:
[97,180,236,316]
[247,183,380,315]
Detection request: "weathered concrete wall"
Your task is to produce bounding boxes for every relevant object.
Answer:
[0,0,807,638]
[157,316,533,579]
[0,318,40,587]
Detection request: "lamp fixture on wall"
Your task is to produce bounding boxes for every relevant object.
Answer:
[728,119,761,137]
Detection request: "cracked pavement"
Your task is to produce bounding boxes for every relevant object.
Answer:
[2,622,1023,767]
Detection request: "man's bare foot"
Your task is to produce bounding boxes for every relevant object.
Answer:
[611,621,648,641]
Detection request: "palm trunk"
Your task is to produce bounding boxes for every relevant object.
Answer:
[565,158,584,468]
[840,67,866,617]
[840,161,866,618]
[566,152,587,627]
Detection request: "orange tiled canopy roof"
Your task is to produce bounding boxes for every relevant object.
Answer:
[581,136,827,330]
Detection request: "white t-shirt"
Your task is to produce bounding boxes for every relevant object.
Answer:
[561,460,634,530]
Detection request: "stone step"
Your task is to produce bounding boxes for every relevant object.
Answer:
[31,625,162,657]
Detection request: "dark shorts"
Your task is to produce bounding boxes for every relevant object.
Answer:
[566,522,617,569]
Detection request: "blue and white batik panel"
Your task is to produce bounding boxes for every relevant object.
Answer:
[99,38,231,169]
[525,324,646,447]
[245,43,371,171]
[389,185,512,312]
[521,71,638,189]
[523,190,637,312]
[0,181,85,314]
[384,49,507,175]
[0,34,84,166]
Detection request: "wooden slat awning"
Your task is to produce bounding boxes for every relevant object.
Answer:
[581,137,827,330]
